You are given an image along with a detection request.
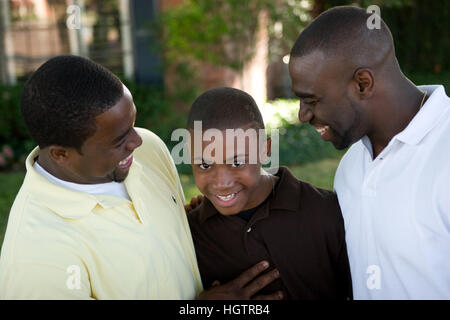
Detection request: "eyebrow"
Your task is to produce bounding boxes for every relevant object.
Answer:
[193,154,248,162]
[294,92,316,99]
[111,127,131,145]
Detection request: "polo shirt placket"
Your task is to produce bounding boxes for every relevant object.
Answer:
[242,207,270,258]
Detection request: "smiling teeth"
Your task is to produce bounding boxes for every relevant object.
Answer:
[217,193,236,201]
[119,154,132,166]
[316,125,329,134]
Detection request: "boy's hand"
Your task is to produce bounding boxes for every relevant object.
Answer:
[197,261,283,300]
[185,195,204,213]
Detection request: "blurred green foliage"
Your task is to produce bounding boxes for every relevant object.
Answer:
[0,85,34,170]
[278,121,344,166]
[156,0,310,70]
[120,79,189,149]
[154,0,312,92]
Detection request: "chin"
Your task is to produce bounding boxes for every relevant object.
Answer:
[111,170,129,182]
[334,142,350,150]
[213,205,238,216]
[333,132,355,150]
[212,202,242,216]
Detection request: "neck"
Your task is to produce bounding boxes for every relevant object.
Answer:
[367,76,426,158]
[36,150,81,184]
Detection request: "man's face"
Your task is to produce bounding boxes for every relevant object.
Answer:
[289,51,368,149]
[190,126,270,215]
[69,86,143,183]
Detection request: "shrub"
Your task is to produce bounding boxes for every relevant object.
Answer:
[0,84,34,170]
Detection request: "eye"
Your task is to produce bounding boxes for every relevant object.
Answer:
[199,162,211,170]
[115,140,126,148]
[231,160,244,168]
[303,100,317,106]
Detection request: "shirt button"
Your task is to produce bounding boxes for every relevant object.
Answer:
[247,227,252,233]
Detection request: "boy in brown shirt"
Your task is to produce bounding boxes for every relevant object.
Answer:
[186,87,352,299]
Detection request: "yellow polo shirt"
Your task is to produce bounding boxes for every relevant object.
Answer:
[0,128,203,299]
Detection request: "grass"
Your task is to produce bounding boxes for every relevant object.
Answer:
[0,171,26,249]
[0,154,343,249]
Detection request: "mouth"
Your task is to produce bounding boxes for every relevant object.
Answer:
[117,154,133,169]
[214,190,241,207]
[313,124,331,140]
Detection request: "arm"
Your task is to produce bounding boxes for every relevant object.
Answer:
[332,198,353,300]
[0,262,93,299]
[335,237,353,300]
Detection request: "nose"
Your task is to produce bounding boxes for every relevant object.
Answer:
[126,128,143,151]
[298,101,313,123]
[212,166,234,192]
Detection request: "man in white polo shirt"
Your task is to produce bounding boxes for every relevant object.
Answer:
[289,6,450,299]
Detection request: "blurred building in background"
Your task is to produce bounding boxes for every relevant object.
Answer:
[0,0,287,105]
[0,0,163,85]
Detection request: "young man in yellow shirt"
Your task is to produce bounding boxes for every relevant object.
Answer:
[0,55,280,299]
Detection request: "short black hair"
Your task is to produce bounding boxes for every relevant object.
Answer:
[21,55,124,152]
[290,6,394,60]
[187,87,264,131]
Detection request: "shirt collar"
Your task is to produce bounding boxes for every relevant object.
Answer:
[23,147,136,220]
[395,85,449,145]
[198,166,301,224]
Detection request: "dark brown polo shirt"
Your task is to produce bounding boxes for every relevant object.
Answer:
[187,166,352,300]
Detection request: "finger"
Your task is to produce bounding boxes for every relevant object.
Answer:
[252,290,284,300]
[244,268,280,297]
[184,205,192,212]
[211,280,221,287]
[231,261,269,288]
[196,195,204,204]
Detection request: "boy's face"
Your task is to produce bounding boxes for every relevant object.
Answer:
[190,125,271,215]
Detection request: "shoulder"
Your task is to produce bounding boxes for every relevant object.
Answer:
[298,179,342,223]
[336,141,364,173]
[276,167,342,224]
[1,193,85,269]
[133,127,175,172]
[0,203,90,299]
[334,140,364,191]
[274,168,345,243]
[135,127,169,154]
[185,203,207,243]
[186,204,201,225]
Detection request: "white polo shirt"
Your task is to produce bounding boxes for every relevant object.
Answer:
[334,85,450,299]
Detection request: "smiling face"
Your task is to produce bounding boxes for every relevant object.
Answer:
[289,51,369,150]
[190,125,273,215]
[67,86,143,183]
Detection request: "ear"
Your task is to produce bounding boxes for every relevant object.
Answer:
[259,137,272,163]
[265,137,272,157]
[352,68,375,100]
[48,145,72,166]
[185,140,193,163]
[185,141,191,156]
